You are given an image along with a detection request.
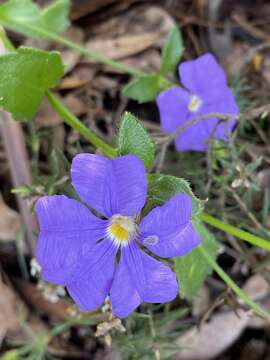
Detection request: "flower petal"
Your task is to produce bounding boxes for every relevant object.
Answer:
[71,154,147,217]
[179,53,227,99]
[123,243,178,303]
[140,194,200,257]
[36,195,107,285]
[67,240,117,311]
[174,93,239,152]
[110,253,142,318]
[156,87,190,133]
[174,119,212,152]
[201,95,239,140]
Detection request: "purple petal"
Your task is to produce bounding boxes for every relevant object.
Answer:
[179,53,227,99]
[140,194,200,257]
[201,94,239,140]
[67,240,117,311]
[71,154,147,217]
[110,253,142,318]
[156,87,190,133]
[123,243,178,303]
[175,119,211,152]
[35,195,107,285]
[175,92,239,152]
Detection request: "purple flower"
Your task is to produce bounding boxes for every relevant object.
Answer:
[35,154,201,318]
[157,53,239,152]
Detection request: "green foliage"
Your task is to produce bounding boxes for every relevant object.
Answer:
[116,307,188,359]
[118,112,155,169]
[1,351,21,360]
[122,74,166,103]
[0,46,64,120]
[160,27,183,75]
[0,0,70,38]
[174,220,218,299]
[148,174,202,216]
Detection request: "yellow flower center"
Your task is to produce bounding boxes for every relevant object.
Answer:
[188,95,202,112]
[110,223,129,242]
[108,215,137,246]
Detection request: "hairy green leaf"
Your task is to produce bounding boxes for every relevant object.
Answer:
[0,0,70,38]
[160,27,183,75]
[123,75,164,103]
[148,174,202,216]
[0,46,64,120]
[118,112,155,169]
[174,220,218,299]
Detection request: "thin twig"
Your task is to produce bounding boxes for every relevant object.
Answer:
[169,112,238,144]
[225,185,263,230]
[205,120,222,192]
[154,105,270,173]
[233,14,270,42]
[0,112,37,255]
[238,41,270,72]
[154,112,238,173]
[148,307,160,360]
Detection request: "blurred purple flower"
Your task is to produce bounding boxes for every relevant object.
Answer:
[36,154,201,318]
[157,53,240,152]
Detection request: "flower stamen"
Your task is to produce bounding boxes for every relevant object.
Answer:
[188,94,202,113]
[108,214,137,246]
[110,223,129,242]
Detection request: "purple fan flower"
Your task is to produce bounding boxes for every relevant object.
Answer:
[35,154,201,318]
[157,53,240,152]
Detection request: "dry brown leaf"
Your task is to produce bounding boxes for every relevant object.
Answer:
[244,274,270,329]
[174,274,270,359]
[243,274,269,300]
[70,0,118,20]
[86,32,162,60]
[192,285,211,317]
[13,278,71,320]
[174,309,249,360]
[84,6,175,72]
[0,195,21,242]
[0,275,22,346]
[64,94,88,116]
[35,98,63,128]
[61,27,84,74]
[59,66,95,90]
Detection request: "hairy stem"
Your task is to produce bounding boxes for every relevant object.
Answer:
[46,91,117,158]
[199,245,270,321]
[0,19,146,77]
[200,212,270,252]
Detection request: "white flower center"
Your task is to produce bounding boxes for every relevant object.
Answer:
[188,94,202,113]
[107,214,137,246]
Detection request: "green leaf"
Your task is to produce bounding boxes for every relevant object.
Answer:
[123,74,165,103]
[0,0,70,38]
[1,350,21,360]
[174,220,218,299]
[160,27,183,75]
[118,112,155,169]
[0,46,64,120]
[148,174,202,216]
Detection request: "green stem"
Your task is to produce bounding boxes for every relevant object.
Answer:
[0,28,118,157]
[46,91,117,158]
[0,18,146,77]
[200,212,270,252]
[199,245,270,321]
[0,27,14,51]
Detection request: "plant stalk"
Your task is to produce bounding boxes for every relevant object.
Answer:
[46,91,117,158]
[200,212,270,252]
[199,245,270,321]
[0,19,146,77]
